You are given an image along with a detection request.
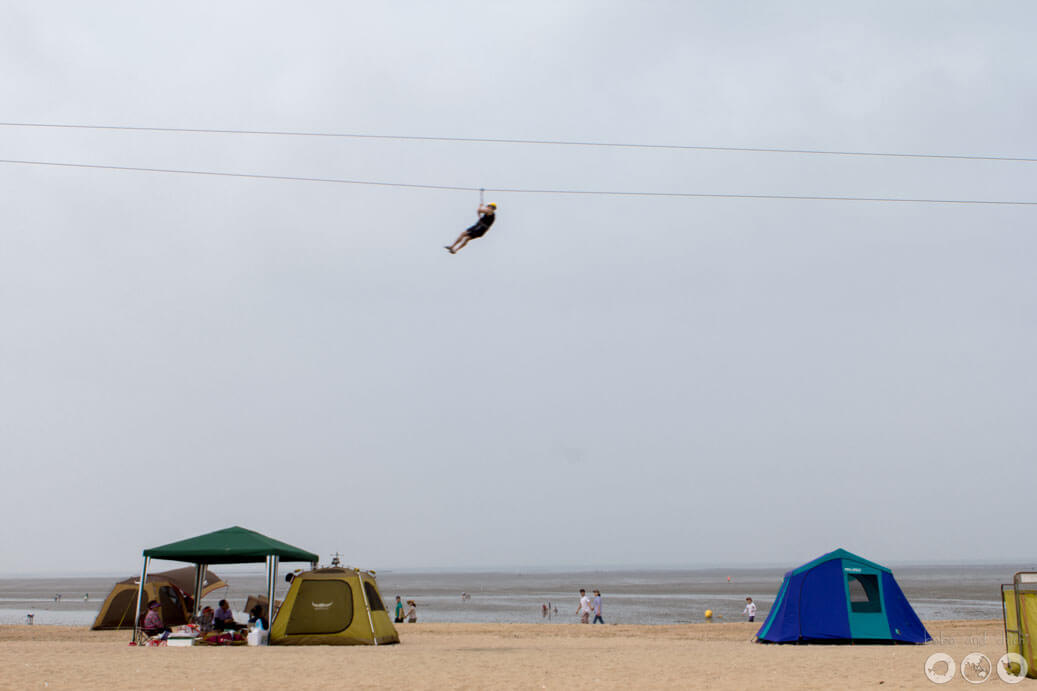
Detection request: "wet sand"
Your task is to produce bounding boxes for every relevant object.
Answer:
[0,620,1009,689]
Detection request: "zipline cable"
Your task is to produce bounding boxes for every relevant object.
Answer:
[2,157,1036,206]
[1,121,1036,164]
[0,158,473,192]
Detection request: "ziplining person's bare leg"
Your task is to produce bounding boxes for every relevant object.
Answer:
[445,232,471,254]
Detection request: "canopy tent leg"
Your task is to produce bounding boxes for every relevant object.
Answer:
[132,556,150,644]
[358,571,378,645]
[191,560,203,618]
[266,555,279,634]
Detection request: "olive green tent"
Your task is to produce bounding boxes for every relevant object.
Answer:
[269,568,399,646]
[1003,573,1037,678]
[133,526,318,643]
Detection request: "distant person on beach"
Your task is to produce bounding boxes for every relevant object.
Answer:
[142,601,171,640]
[592,590,604,624]
[576,589,592,624]
[541,603,548,619]
[405,600,417,623]
[743,597,757,622]
[394,596,405,623]
[444,203,497,254]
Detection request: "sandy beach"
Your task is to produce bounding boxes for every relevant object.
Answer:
[0,620,1011,689]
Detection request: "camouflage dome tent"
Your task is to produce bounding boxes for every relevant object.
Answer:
[133,526,318,643]
[92,567,225,630]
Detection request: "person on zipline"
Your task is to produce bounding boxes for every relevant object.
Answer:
[445,203,497,254]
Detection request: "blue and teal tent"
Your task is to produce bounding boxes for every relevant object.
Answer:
[756,548,930,644]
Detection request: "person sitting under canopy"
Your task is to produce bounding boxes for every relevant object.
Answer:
[213,599,245,631]
[141,601,171,640]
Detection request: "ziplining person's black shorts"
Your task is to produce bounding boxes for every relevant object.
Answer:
[465,223,490,239]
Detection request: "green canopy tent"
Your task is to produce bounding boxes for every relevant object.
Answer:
[133,526,318,643]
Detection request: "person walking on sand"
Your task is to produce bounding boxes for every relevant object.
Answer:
[592,590,604,624]
[743,597,757,622]
[576,589,592,624]
[394,596,405,624]
[444,203,497,254]
[405,600,417,623]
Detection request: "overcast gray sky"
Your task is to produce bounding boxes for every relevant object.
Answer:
[2,1,1035,575]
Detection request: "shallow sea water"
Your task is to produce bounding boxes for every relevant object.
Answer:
[0,564,1015,627]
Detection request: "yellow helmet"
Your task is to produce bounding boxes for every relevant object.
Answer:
[487,202,497,209]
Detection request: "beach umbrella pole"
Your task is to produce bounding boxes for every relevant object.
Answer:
[132,556,150,644]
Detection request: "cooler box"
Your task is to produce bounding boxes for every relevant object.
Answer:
[247,628,268,646]
[166,632,198,647]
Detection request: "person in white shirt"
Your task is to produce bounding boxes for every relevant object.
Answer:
[743,597,757,622]
[576,589,592,624]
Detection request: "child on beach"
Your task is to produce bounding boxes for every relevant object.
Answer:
[193,606,214,633]
[743,597,757,622]
[248,604,268,630]
[576,589,592,624]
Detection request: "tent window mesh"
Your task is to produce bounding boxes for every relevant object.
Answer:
[286,581,353,635]
[847,573,882,613]
[158,586,183,624]
[364,582,386,611]
[160,586,181,608]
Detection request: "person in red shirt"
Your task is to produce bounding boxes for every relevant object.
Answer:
[142,601,171,639]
